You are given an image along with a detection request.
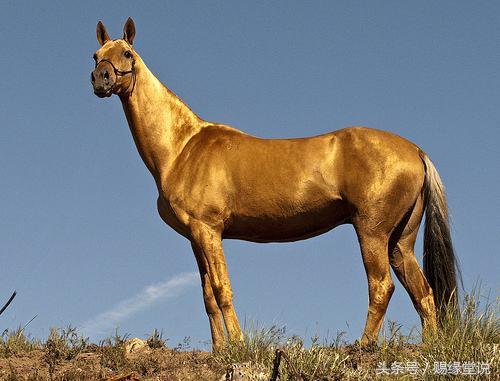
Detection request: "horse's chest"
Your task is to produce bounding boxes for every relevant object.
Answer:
[156,196,191,238]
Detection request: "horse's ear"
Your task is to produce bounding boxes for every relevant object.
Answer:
[96,21,110,46]
[123,17,136,46]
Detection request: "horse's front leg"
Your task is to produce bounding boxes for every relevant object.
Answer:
[192,242,226,351]
[190,221,243,346]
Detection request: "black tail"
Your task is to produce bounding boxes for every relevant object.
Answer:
[420,152,461,321]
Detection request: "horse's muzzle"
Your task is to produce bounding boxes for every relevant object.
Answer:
[91,65,116,98]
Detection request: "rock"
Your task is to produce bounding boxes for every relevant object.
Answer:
[124,338,150,358]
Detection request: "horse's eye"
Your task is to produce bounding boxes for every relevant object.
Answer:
[124,51,132,59]
[93,53,97,61]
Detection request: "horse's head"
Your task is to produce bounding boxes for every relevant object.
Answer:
[91,18,137,98]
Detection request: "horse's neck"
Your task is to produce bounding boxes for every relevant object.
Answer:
[120,59,204,179]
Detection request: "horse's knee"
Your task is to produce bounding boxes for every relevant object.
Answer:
[212,284,234,309]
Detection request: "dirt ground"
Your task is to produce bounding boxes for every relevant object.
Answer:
[0,348,223,381]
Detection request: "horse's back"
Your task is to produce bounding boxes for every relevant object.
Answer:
[182,125,424,200]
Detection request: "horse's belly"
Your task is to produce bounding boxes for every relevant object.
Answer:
[223,199,351,243]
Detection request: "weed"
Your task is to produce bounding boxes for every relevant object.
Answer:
[43,326,88,379]
[173,336,192,352]
[0,327,41,357]
[98,330,130,372]
[146,328,166,349]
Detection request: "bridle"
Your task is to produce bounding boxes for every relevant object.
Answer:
[95,56,136,96]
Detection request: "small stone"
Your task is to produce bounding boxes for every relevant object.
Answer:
[124,338,150,359]
[220,362,268,381]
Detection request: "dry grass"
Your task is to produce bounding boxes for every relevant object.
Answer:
[0,290,498,380]
[215,290,499,380]
[0,328,219,380]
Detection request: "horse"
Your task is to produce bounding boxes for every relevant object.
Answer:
[91,18,459,350]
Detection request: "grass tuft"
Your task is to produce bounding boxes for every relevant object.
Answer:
[98,329,130,372]
[0,326,41,357]
[146,328,166,349]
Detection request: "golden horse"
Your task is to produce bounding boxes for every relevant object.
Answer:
[91,18,459,350]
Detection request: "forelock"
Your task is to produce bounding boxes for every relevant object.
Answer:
[99,39,131,54]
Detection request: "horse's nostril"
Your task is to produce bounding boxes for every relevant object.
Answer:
[91,72,95,82]
[103,70,109,80]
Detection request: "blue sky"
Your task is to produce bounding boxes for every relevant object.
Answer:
[0,1,498,348]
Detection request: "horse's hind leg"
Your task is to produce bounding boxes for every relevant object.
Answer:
[389,195,437,334]
[355,227,395,344]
